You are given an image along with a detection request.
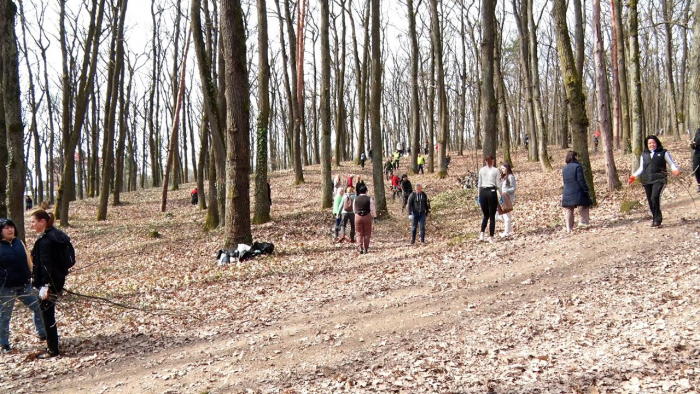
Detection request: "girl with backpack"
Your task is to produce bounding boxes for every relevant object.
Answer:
[353,184,377,254]
[496,163,516,238]
[30,210,71,358]
[339,187,356,243]
[0,218,46,354]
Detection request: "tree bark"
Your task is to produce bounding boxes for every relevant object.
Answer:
[480,0,498,159]
[661,0,680,140]
[221,0,252,246]
[407,0,420,174]
[1,0,26,240]
[689,0,700,129]
[552,0,596,205]
[320,0,333,209]
[611,0,631,152]
[430,0,449,178]
[527,0,552,171]
[370,0,387,216]
[253,0,271,224]
[629,0,645,171]
[593,0,621,191]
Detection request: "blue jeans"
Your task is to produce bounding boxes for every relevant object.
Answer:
[0,284,46,346]
[411,213,426,243]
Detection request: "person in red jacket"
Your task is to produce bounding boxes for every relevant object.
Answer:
[190,188,198,205]
[390,173,401,201]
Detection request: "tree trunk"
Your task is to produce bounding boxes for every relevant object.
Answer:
[527,0,552,171]
[593,0,621,191]
[369,0,387,216]
[408,0,419,174]
[430,0,449,178]
[253,0,271,224]
[612,0,631,152]
[320,0,333,209]
[161,29,191,212]
[221,0,252,246]
[495,26,511,165]
[661,0,680,140]
[114,59,132,205]
[480,0,498,159]
[1,0,26,240]
[689,0,700,129]
[629,0,645,171]
[552,0,596,205]
[197,115,208,210]
[0,71,7,218]
[97,0,127,221]
[57,0,106,226]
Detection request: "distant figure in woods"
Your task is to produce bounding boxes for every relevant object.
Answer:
[593,130,601,153]
[353,183,377,254]
[478,155,501,242]
[338,186,356,243]
[407,183,430,245]
[384,158,394,181]
[692,128,700,193]
[417,154,425,174]
[332,187,346,239]
[30,210,70,358]
[392,150,401,170]
[360,152,367,168]
[390,173,401,201]
[400,174,413,212]
[355,176,366,195]
[629,135,681,228]
[496,163,517,238]
[561,151,592,232]
[267,179,272,207]
[524,135,529,150]
[190,188,198,205]
[0,218,46,354]
[25,196,33,211]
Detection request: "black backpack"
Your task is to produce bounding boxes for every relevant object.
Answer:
[57,240,76,275]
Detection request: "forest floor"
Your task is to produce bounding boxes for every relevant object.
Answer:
[1,142,699,394]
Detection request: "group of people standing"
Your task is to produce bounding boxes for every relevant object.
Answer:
[1,210,70,359]
[477,156,517,242]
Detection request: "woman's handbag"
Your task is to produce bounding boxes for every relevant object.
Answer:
[497,193,513,215]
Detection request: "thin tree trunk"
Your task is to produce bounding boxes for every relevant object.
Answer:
[552,0,596,204]
[0,73,7,218]
[689,0,700,129]
[253,0,271,224]
[408,0,419,174]
[481,0,498,159]
[593,0,621,191]
[320,0,332,209]
[629,0,645,171]
[661,0,680,140]
[527,0,552,170]
[430,0,449,178]
[370,0,387,215]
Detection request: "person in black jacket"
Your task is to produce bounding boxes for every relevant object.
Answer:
[400,174,413,212]
[692,128,700,193]
[30,210,70,358]
[406,184,430,245]
[0,219,46,354]
[561,151,592,232]
[629,135,681,227]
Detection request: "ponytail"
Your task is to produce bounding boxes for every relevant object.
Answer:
[31,209,55,228]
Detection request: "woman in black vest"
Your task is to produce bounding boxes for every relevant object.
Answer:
[692,128,700,193]
[353,184,377,254]
[629,135,680,227]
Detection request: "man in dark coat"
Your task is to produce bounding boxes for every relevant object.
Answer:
[406,184,430,245]
[561,151,592,232]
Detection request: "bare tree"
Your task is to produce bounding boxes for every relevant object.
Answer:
[480,0,498,159]
[629,0,645,169]
[661,0,680,140]
[430,0,448,178]
[689,0,700,128]
[221,0,252,246]
[369,0,387,216]
[320,0,332,209]
[407,0,420,174]
[253,0,271,224]
[593,0,621,191]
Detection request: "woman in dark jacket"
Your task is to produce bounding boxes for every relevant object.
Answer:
[0,219,46,354]
[561,151,592,232]
[692,128,700,193]
[30,210,70,358]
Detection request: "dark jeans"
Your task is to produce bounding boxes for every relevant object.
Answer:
[479,187,498,236]
[418,164,424,174]
[643,182,666,225]
[342,212,356,240]
[40,296,59,355]
[411,213,426,243]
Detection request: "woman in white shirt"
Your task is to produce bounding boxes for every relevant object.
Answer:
[477,155,501,242]
[628,135,680,228]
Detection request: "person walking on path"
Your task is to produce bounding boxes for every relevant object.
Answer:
[629,135,681,227]
[400,174,413,212]
[562,151,593,232]
[353,184,377,254]
[360,152,367,168]
[478,155,501,242]
[496,163,517,238]
[390,173,401,201]
[332,188,346,239]
[691,128,700,193]
[30,210,70,358]
[0,219,46,354]
[339,187,356,243]
[407,184,430,245]
[417,154,425,174]
[384,158,394,181]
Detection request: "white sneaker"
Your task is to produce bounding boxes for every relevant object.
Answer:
[478,232,484,242]
[499,232,510,238]
[489,236,496,243]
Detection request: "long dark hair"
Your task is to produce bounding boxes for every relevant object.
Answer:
[31,209,55,228]
[483,154,495,167]
[644,135,664,152]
